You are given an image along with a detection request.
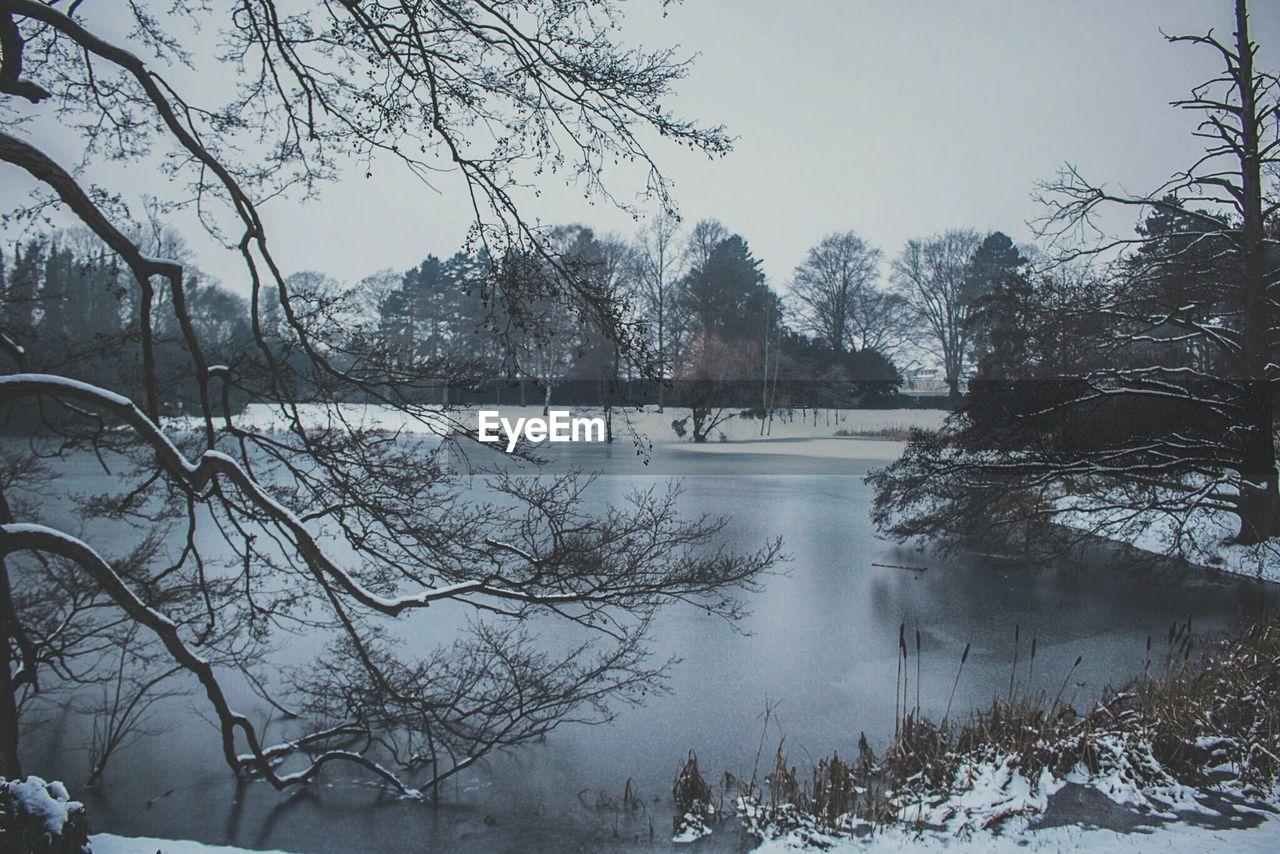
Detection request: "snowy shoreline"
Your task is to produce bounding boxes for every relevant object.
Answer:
[1053,493,1280,584]
[753,811,1280,852]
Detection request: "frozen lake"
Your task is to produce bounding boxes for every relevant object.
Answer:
[24,433,1272,853]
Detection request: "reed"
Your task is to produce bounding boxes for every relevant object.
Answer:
[677,610,1280,841]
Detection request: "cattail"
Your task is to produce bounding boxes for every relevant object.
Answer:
[915,627,922,715]
[895,622,905,740]
[1052,655,1083,714]
[944,641,971,725]
[1008,622,1021,707]
[1028,632,1038,689]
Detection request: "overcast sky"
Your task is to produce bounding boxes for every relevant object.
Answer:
[10,1,1280,295]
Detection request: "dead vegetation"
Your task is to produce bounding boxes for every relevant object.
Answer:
[671,750,717,839]
[833,426,917,441]
[675,611,1280,842]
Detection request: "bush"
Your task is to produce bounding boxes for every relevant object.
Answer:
[0,777,90,854]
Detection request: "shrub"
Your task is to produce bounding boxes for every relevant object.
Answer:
[0,777,90,854]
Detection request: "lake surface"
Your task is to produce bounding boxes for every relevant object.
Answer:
[23,436,1273,852]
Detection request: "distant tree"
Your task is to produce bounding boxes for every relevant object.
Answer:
[963,232,1028,365]
[847,289,913,357]
[673,330,750,442]
[505,225,604,414]
[376,277,418,365]
[1,234,133,406]
[683,218,730,273]
[634,212,685,411]
[572,232,636,437]
[790,231,882,354]
[891,229,983,399]
[679,235,775,344]
[1,240,41,350]
[780,333,902,408]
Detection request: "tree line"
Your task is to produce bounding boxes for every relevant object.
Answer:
[0,229,252,418]
[3,217,1035,434]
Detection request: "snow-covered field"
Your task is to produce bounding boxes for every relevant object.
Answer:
[674,436,908,461]
[166,403,947,444]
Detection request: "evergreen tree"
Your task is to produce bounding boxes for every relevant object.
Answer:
[2,240,43,348]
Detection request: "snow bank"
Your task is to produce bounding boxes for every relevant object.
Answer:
[93,835,299,854]
[746,742,1278,852]
[88,817,1280,854]
[754,811,1280,852]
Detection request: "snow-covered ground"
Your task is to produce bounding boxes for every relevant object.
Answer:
[743,744,1280,852]
[1053,490,1280,583]
[92,813,1280,853]
[94,836,298,854]
[165,403,947,444]
[674,436,908,461]
[755,815,1280,852]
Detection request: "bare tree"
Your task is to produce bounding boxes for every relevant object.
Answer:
[872,0,1280,551]
[891,230,983,399]
[0,0,779,795]
[684,219,731,275]
[790,231,889,354]
[848,290,915,357]
[634,211,686,411]
[673,330,749,443]
[1033,0,1280,543]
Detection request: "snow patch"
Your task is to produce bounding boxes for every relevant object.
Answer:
[1053,485,1280,582]
[93,835,301,853]
[1,775,86,844]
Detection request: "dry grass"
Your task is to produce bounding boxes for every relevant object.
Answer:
[833,426,916,441]
[671,751,717,836]
[676,611,1280,841]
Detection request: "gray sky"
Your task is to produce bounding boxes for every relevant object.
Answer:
[10,1,1280,295]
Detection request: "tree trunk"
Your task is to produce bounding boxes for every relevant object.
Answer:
[542,381,552,417]
[656,301,665,413]
[1235,386,1280,544]
[0,561,22,779]
[1231,0,1279,545]
[602,378,612,443]
[691,407,708,443]
[1236,479,1280,545]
